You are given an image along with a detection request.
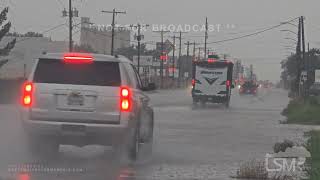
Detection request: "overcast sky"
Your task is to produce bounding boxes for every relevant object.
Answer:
[4,0,320,81]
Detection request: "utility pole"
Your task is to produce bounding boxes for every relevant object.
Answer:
[250,64,253,81]
[153,30,170,88]
[193,41,196,61]
[102,9,126,55]
[204,17,208,59]
[173,31,187,87]
[62,1,79,52]
[190,41,198,82]
[296,17,302,97]
[184,41,191,87]
[306,42,310,97]
[301,16,306,98]
[23,64,26,79]
[178,31,183,87]
[185,41,190,58]
[132,24,149,74]
[171,35,180,79]
[189,42,198,61]
[69,0,73,52]
[301,16,306,69]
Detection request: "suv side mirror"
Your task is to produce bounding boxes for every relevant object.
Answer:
[142,83,156,91]
[148,83,156,90]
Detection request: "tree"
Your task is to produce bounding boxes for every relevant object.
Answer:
[115,43,161,61]
[24,32,43,37]
[74,44,97,53]
[115,45,138,60]
[7,31,44,37]
[0,7,16,69]
[281,48,320,92]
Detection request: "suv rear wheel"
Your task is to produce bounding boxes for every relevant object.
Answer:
[112,127,140,164]
[129,128,140,161]
[26,134,59,158]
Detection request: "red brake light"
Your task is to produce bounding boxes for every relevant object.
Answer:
[226,80,231,87]
[18,173,30,180]
[63,53,93,64]
[22,82,34,107]
[120,87,131,111]
[192,79,195,86]
[208,58,216,63]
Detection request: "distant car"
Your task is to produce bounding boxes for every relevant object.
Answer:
[239,81,258,95]
[20,53,155,160]
[263,83,269,88]
[309,82,320,96]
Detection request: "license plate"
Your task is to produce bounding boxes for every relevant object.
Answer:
[62,124,86,132]
[67,93,84,106]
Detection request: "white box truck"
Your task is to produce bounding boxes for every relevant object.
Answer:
[191,60,234,107]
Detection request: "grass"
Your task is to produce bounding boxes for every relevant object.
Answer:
[307,131,320,180]
[282,97,320,125]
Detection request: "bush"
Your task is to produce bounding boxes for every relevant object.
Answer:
[282,97,320,125]
[273,139,294,153]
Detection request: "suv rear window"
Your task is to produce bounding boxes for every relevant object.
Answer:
[33,59,121,86]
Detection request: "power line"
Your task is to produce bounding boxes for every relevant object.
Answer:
[204,17,300,45]
[56,0,65,8]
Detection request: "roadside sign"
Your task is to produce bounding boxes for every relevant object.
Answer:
[315,70,320,83]
[132,56,153,66]
[208,54,219,59]
[300,71,307,84]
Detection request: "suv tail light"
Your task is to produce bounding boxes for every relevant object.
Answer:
[22,82,34,107]
[120,87,131,112]
[208,59,216,63]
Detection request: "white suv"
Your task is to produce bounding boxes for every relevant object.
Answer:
[20,53,155,160]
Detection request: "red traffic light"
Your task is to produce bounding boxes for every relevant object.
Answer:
[160,55,168,61]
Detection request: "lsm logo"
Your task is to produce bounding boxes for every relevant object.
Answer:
[265,147,310,172]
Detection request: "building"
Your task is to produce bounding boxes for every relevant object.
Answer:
[80,17,131,54]
[0,36,68,78]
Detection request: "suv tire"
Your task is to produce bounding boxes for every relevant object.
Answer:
[26,134,59,159]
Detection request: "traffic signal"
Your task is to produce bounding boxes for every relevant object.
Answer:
[160,52,168,61]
